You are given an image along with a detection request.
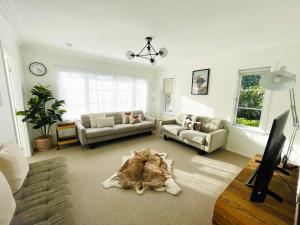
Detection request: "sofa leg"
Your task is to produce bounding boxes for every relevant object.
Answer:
[89,144,95,149]
[197,149,205,155]
[164,135,169,140]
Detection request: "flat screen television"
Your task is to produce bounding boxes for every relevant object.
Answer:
[245,110,290,202]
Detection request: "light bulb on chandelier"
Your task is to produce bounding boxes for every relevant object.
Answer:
[150,58,156,65]
[159,48,168,57]
[126,51,135,60]
[126,37,168,64]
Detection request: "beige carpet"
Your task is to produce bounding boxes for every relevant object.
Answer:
[29,134,249,225]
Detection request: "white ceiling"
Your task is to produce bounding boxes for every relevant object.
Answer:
[7,0,300,65]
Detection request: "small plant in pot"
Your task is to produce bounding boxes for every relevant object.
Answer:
[16,84,66,151]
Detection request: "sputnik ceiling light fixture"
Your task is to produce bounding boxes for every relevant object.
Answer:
[126,37,168,65]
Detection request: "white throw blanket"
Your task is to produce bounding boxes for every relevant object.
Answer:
[102,150,182,195]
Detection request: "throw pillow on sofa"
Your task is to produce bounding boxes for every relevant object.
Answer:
[96,117,115,128]
[0,142,29,193]
[122,112,132,124]
[0,171,16,225]
[182,115,197,128]
[130,114,142,124]
[90,113,106,128]
[190,121,202,131]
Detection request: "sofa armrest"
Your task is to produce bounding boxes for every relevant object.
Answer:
[206,129,228,152]
[76,122,88,145]
[160,119,176,126]
[144,115,156,124]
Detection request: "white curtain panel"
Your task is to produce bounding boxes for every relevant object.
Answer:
[58,70,148,120]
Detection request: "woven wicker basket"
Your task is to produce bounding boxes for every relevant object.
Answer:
[35,136,53,151]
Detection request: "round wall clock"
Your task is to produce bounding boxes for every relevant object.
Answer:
[29,62,47,76]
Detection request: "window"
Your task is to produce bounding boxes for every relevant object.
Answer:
[58,70,148,120]
[233,67,270,131]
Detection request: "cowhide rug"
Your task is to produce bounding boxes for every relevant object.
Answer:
[102,148,182,195]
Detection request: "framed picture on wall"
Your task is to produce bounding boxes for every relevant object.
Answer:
[191,69,210,95]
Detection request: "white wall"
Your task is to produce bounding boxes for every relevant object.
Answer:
[21,44,159,143]
[0,14,24,143]
[158,42,300,164]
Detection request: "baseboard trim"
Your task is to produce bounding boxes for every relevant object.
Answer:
[226,148,253,158]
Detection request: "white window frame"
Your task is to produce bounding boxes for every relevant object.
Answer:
[232,67,271,133]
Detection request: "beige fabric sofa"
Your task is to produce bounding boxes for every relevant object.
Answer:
[11,157,73,225]
[161,114,227,154]
[77,110,156,146]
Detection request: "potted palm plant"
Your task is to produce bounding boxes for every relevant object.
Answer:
[16,84,66,151]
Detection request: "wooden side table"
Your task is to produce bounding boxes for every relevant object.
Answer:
[56,122,78,150]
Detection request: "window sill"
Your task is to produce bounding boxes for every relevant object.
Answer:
[230,124,269,136]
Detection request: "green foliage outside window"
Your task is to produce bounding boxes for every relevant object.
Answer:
[236,118,260,127]
[236,75,264,128]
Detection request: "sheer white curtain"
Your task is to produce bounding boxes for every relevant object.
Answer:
[88,74,115,113]
[58,70,148,120]
[115,77,134,111]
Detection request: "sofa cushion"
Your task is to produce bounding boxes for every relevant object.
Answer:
[113,124,137,134]
[201,118,223,133]
[135,121,155,130]
[86,127,115,139]
[14,157,69,200]
[181,115,197,127]
[175,113,187,125]
[175,113,196,125]
[130,114,142,124]
[0,142,29,193]
[11,157,73,225]
[122,112,132,124]
[187,121,202,131]
[96,117,114,128]
[11,206,73,225]
[106,112,123,125]
[0,171,16,225]
[132,110,145,120]
[82,111,145,127]
[90,113,106,128]
[81,114,91,128]
[179,130,207,145]
[27,157,67,177]
[162,124,187,136]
